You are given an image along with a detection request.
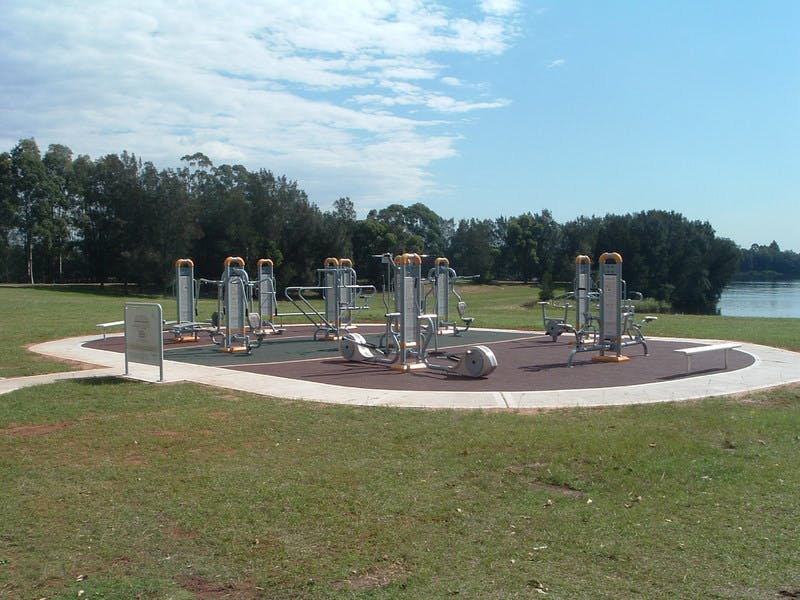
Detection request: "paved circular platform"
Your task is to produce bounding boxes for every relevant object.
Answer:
[10,323,800,409]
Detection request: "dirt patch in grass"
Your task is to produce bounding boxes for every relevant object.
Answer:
[505,462,547,473]
[336,560,409,592]
[169,527,199,539]
[149,430,190,439]
[211,446,238,456]
[207,410,230,419]
[528,481,586,498]
[505,464,585,497]
[1,421,71,436]
[175,575,257,599]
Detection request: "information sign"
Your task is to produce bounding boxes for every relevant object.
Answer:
[124,302,164,381]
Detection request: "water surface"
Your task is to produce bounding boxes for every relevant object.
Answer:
[718,281,800,318]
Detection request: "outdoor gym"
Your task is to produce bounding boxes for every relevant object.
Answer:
[29,251,800,409]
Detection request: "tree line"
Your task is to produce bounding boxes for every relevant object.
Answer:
[738,242,800,280]
[1,138,753,313]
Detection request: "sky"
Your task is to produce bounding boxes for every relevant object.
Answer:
[1,1,798,251]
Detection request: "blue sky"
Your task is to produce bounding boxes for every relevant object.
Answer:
[1,1,798,251]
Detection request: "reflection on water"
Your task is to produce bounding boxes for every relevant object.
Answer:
[718,281,800,318]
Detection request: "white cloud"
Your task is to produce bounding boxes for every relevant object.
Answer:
[0,0,522,211]
[546,58,566,69]
[441,76,463,86]
[480,0,521,16]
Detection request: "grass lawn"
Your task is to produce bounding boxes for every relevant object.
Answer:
[1,284,799,598]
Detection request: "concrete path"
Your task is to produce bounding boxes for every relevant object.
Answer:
[4,333,800,409]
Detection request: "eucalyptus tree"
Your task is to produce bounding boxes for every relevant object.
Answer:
[404,202,445,257]
[76,152,142,285]
[322,197,356,260]
[491,217,515,280]
[372,203,445,256]
[447,218,498,282]
[505,212,540,283]
[41,144,80,281]
[9,138,59,283]
[245,168,285,268]
[278,185,327,288]
[132,162,200,288]
[0,152,13,280]
[182,159,252,277]
[214,163,260,262]
[531,209,563,281]
[351,214,405,286]
[555,216,596,281]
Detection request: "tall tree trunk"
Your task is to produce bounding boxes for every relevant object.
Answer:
[27,240,34,284]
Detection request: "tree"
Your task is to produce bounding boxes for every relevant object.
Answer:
[42,144,79,281]
[351,216,403,287]
[372,204,424,254]
[372,203,445,256]
[131,163,201,288]
[739,242,800,280]
[558,216,601,280]
[404,203,445,257]
[332,197,356,221]
[9,139,58,283]
[0,152,14,280]
[447,218,498,282]
[322,197,357,261]
[77,152,141,284]
[279,191,327,288]
[533,209,563,278]
[505,213,540,283]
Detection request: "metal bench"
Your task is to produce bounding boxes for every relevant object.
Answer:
[674,342,742,374]
[96,320,125,340]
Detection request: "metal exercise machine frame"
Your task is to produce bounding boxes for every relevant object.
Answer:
[284,257,376,341]
[340,253,497,378]
[206,256,264,354]
[424,257,475,336]
[538,255,594,342]
[565,252,656,367]
[170,258,208,342]
[255,258,285,335]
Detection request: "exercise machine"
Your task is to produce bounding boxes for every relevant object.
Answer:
[538,255,594,342]
[566,252,656,367]
[340,253,497,377]
[254,258,284,335]
[170,258,210,341]
[284,258,376,340]
[424,257,474,335]
[207,256,264,354]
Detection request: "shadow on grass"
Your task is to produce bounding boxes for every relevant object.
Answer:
[74,376,133,387]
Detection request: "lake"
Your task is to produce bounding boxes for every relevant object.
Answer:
[718,281,800,318]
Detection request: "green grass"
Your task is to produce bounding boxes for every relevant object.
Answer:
[1,381,798,598]
[1,283,799,598]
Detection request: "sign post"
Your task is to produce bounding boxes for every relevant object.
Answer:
[124,302,164,382]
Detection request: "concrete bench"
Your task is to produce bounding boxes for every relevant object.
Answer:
[96,320,125,340]
[674,342,742,374]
